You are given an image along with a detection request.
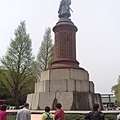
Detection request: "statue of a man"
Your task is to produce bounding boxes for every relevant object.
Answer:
[58,0,72,18]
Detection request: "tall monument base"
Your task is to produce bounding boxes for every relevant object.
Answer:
[26,14,102,110]
[27,69,102,110]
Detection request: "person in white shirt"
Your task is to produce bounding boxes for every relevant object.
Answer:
[117,114,120,120]
[16,103,31,120]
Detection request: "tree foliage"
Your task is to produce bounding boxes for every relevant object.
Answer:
[111,76,120,104]
[117,75,120,84]
[36,27,54,79]
[0,21,36,107]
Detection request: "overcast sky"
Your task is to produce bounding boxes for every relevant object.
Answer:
[0,0,120,94]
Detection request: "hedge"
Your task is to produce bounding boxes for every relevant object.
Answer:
[7,114,117,120]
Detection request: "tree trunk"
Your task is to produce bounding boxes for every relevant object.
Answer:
[14,88,20,109]
[15,99,19,109]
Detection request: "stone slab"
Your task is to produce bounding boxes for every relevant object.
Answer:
[50,69,70,80]
[49,79,67,92]
[27,92,102,110]
[67,79,75,91]
[26,94,33,109]
[56,92,73,110]
[94,93,102,110]
[35,81,44,93]
[89,81,94,93]
[39,92,55,109]
[40,69,89,81]
[31,93,40,110]
[70,69,89,80]
[35,79,94,93]
[79,80,89,92]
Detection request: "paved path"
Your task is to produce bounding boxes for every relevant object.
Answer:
[31,114,42,120]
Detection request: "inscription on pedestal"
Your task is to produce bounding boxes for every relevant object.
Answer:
[54,30,75,60]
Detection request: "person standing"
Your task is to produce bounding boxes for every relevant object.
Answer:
[0,104,7,120]
[85,103,104,120]
[16,103,31,120]
[54,103,65,120]
[41,106,54,120]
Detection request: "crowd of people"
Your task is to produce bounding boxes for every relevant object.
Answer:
[16,102,65,120]
[15,103,106,120]
[2,102,120,120]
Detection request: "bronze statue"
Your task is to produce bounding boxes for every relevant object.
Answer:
[58,0,72,18]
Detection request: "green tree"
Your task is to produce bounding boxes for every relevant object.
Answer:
[111,76,120,104]
[0,21,36,108]
[117,75,120,84]
[36,27,54,79]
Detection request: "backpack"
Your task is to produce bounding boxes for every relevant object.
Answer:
[46,113,53,120]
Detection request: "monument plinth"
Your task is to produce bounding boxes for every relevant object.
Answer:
[51,18,80,69]
[26,0,102,110]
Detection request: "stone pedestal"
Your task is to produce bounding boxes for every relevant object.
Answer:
[26,17,102,110]
[27,92,102,110]
[27,69,102,110]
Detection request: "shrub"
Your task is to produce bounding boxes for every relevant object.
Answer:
[6,113,117,120]
[65,114,85,120]
[65,114,117,120]
[7,115,16,120]
[105,114,117,120]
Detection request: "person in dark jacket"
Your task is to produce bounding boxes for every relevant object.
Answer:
[85,103,104,120]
